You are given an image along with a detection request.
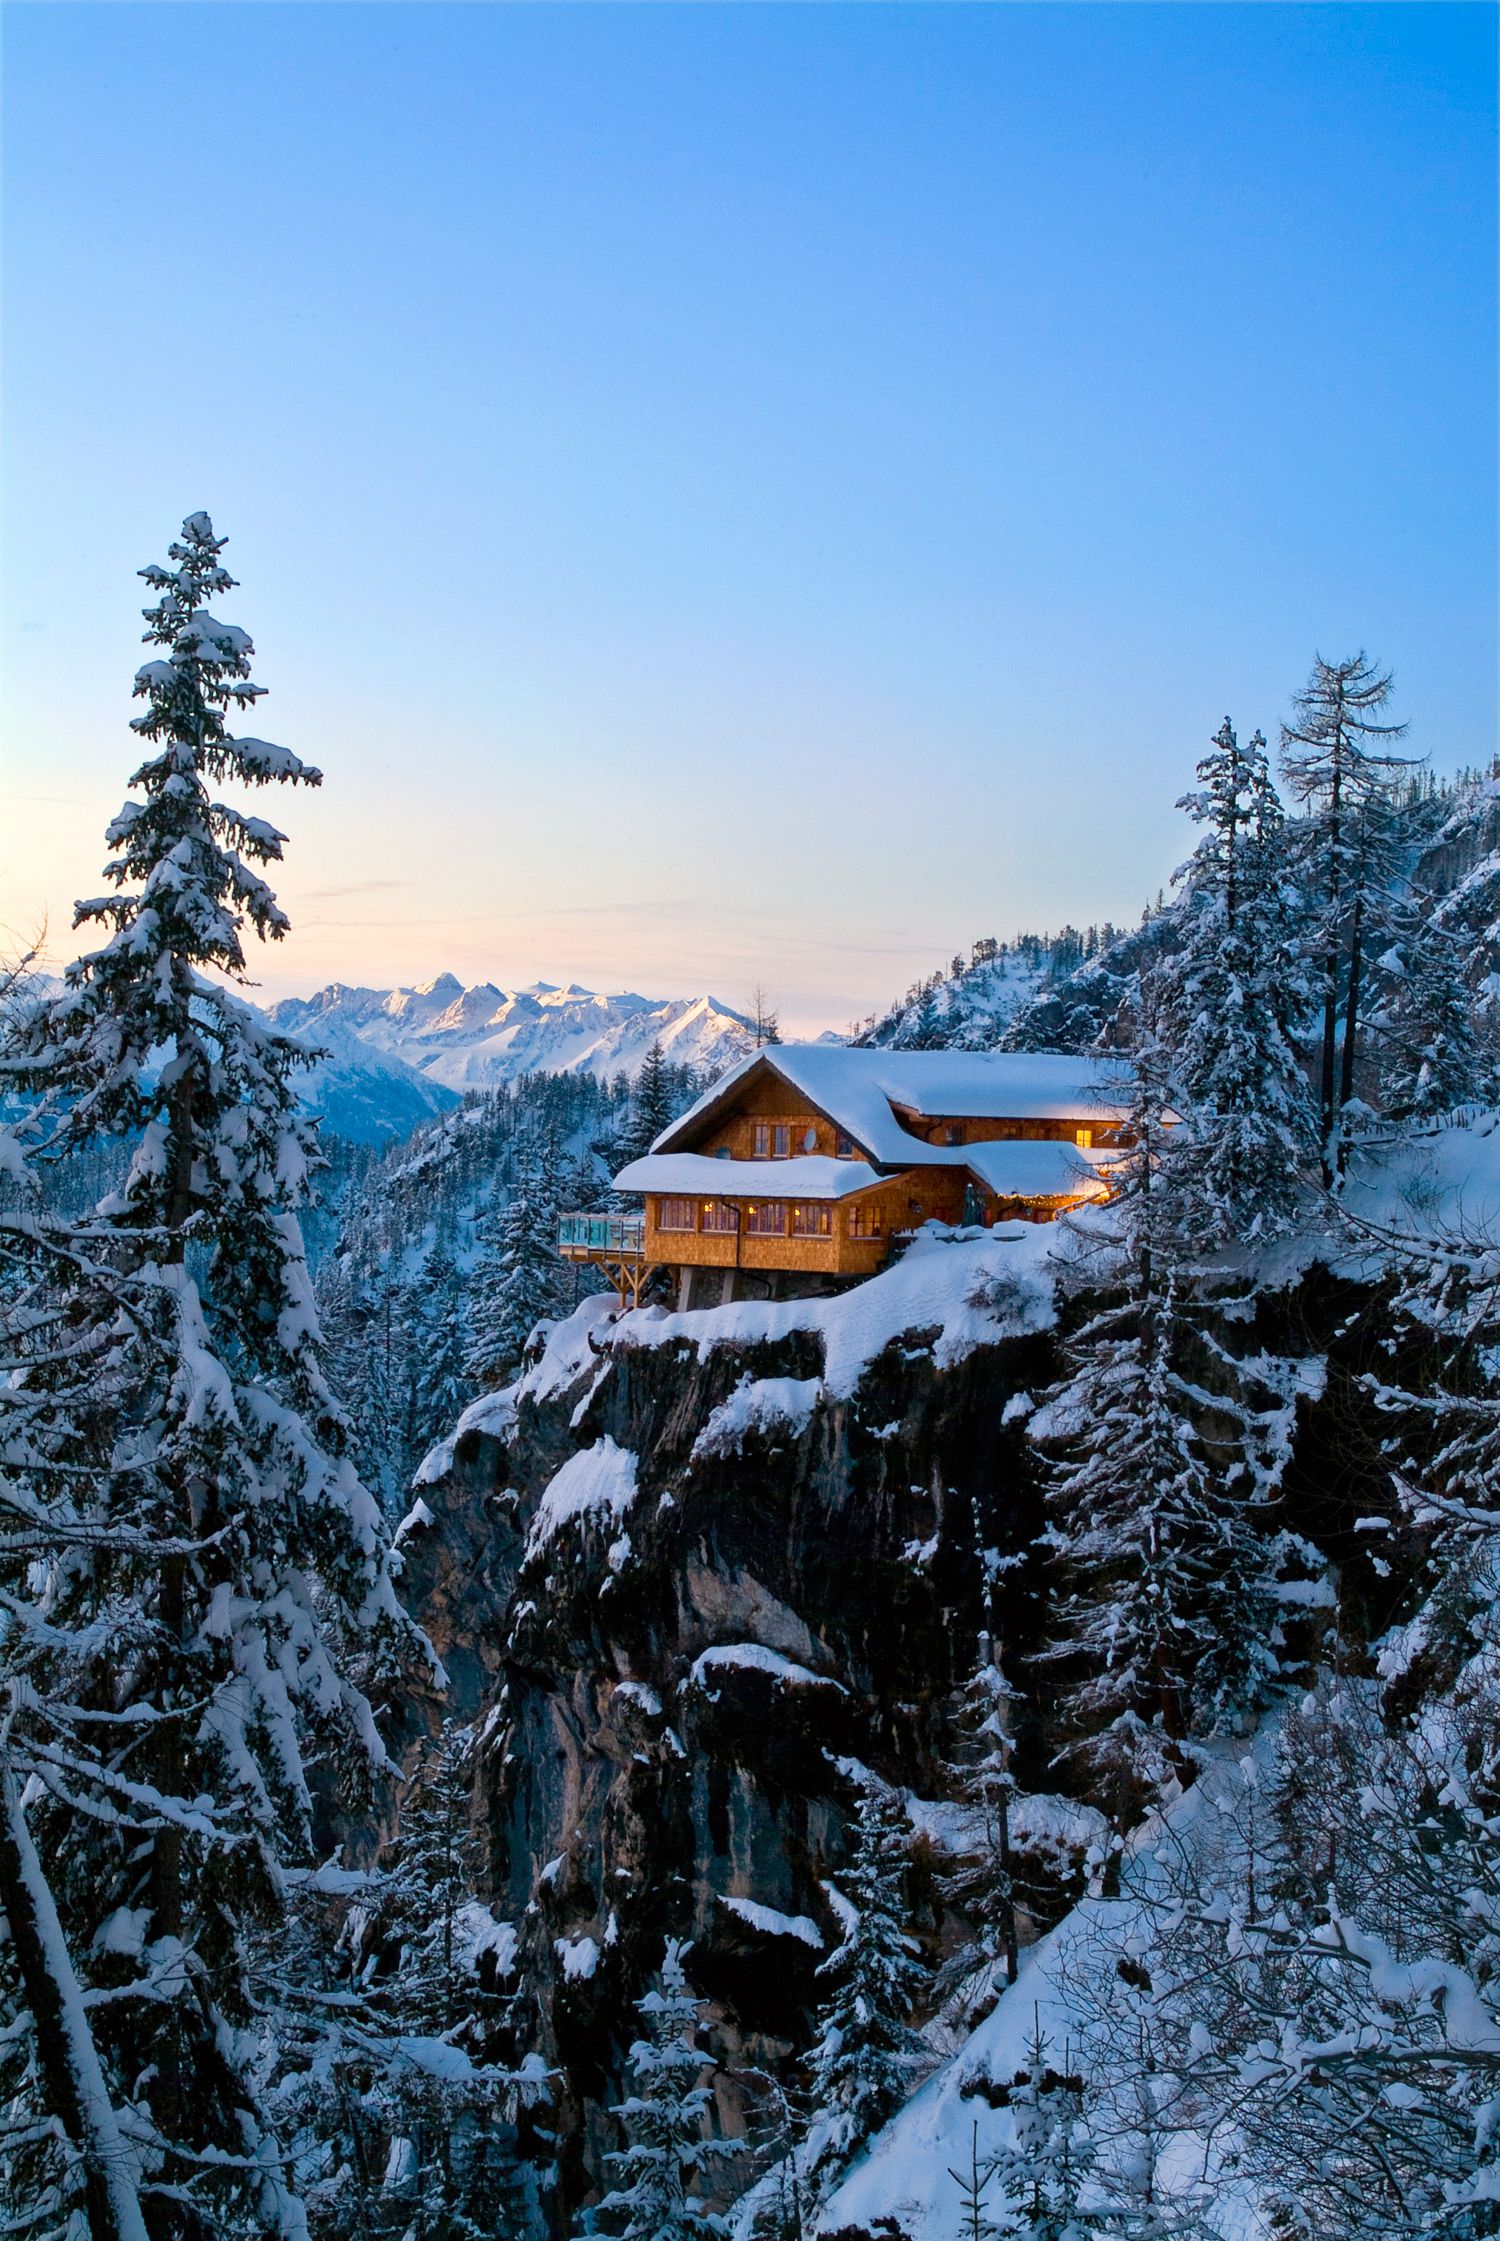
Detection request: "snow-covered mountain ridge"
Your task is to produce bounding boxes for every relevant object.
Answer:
[270,974,759,1096]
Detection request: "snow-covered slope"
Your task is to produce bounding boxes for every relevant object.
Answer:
[282,1010,462,1145]
[269,976,758,1095]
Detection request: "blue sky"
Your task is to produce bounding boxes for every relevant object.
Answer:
[3,3,1495,1032]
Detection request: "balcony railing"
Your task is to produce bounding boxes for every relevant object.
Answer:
[557,1211,645,1259]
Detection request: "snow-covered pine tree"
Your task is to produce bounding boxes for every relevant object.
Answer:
[621,1042,677,1166]
[1034,1013,1286,1816]
[941,1638,1022,1995]
[344,1254,417,1511]
[1376,898,1480,1121]
[0,513,418,2237]
[586,1941,726,2241]
[465,1139,564,1387]
[1279,652,1419,1175]
[807,1777,926,2168]
[986,2027,1105,2241]
[272,1722,544,2241]
[404,1242,473,1470]
[1165,718,1317,1239]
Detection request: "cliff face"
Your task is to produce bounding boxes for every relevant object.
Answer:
[393,1216,1406,2216]
[396,1232,1077,2197]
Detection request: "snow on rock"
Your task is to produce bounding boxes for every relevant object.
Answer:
[519,1292,620,1407]
[555,1932,601,1981]
[717,1894,825,1949]
[689,1643,846,1700]
[618,1225,1057,1399]
[412,1383,520,1486]
[527,1436,639,1558]
[393,1495,435,1545]
[691,1375,824,1458]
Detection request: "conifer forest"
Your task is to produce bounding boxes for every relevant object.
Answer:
[4,507,1500,2241]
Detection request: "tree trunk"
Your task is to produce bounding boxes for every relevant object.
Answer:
[1337,889,1365,1161]
[0,1753,151,2241]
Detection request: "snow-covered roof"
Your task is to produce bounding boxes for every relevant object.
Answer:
[654,1046,1132,1167]
[613,1153,885,1200]
[960,1138,1113,1202]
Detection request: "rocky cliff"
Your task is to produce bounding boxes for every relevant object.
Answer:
[396,1231,1109,2201]
[393,1203,1417,2221]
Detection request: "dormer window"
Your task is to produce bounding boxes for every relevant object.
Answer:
[835,1130,855,1158]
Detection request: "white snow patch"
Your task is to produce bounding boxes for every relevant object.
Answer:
[689,1643,845,1700]
[457,1903,518,1979]
[555,1933,600,1981]
[413,1384,519,1485]
[394,1496,435,1545]
[527,1437,638,1557]
[613,1225,1057,1400]
[692,1375,824,1458]
[717,1894,825,1949]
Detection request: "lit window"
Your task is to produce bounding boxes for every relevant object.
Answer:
[700,1199,739,1233]
[657,1197,697,1232]
[772,1124,790,1158]
[746,1201,787,1236]
[1075,1127,1093,1149]
[790,1202,832,1237]
[752,1122,771,1156]
[848,1204,883,1240]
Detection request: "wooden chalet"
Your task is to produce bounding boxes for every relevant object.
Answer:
[559,1046,1134,1309]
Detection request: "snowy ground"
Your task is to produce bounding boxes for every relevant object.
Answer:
[814,1737,1279,2241]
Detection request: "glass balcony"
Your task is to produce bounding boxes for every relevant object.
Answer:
[557,1211,646,1258]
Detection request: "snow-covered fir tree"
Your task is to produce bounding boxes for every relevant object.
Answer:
[807,1778,926,2169]
[465,1136,564,1387]
[1035,1016,1289,1816]
[985,2030,1106,2241]
[621,1041,678,1166]
[940,1637,1022,1996]
[1278,651,1418,1172]
[1165,717,1317,1239]
[1377,898,1481,1120]
[403,1242,473,1471]
[0,514,419,2239]
[269,1722,545,2241]
[586,1941,726,2241]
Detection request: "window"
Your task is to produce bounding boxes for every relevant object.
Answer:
[746,1201,787,1236]
[835,1130,855,1158]
[700,1199,739,1233]
[944,1125,963,1146]
[657,1197,697,1232]
[791,1202,832,1238]
[847,1204,883,1240]
[1075,1127,1093,1149]
[772,1124,790,1159]
[752,1122,771,1157]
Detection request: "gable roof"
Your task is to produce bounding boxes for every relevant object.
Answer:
[653,1046,1133,1168]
